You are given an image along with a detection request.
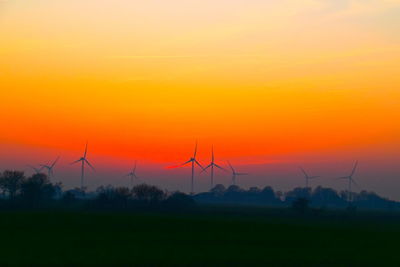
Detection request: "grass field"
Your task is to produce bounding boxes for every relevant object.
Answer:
[1,206,400,266]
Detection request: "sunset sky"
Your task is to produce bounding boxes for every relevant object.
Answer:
[1,1,400,197]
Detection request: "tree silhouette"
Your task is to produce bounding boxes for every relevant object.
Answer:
[132,184,165,203]
[210,184,226,195]
[261,186,275,199]
[285,187,311,203]
[0,170,25,200]
[20,173,56,203]
[249,187,261,193]
[311,186,345,207]
[226,185,241,193]
[95,186,132,208]
[114,187,132,208]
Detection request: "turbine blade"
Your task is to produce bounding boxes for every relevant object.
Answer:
[351,178,359,187]
[51,156,60,168]
[195,160,205,171]
[194,141,198,158]
[133,160,137,172]
[236,173,248,176]
[180,159,193,166]
[211,145,214,162]
[70,159,81,165]
[350,161,358,177]
[214,164,227,172]
[84,142,88,158]
[200,164,212,173]
[28,165,42,173]
[227,161,235,172]
[167,160,192,169]
[299,167,308,178]
[85,159,96,171]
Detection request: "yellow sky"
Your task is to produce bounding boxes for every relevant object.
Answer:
[1,0,400,164]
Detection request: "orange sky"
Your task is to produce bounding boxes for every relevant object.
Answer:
[1,0,400,195]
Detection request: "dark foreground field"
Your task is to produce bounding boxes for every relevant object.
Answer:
[1,206,400,266]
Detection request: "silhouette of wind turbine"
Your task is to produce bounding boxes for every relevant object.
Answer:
[299,167,320,188]
[40,156,60,179]
[338,161,359,203]
[201,146,226,189]
[169,142,205,194]
[228,161,248,186]
[71,142,95,190]
[125,161,139,187]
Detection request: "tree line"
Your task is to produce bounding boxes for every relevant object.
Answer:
[0,170,398,211]
[195,184,399,210]
[0,170,195,209]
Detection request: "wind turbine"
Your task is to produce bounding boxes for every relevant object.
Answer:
[40,156,60,179]
[169,142,205,194]
[71,142,95,190]
[338,161,359,203]
[299,167,320,188]
[201,146,226,189]
[228,161,248,186]
[125,161,139,187]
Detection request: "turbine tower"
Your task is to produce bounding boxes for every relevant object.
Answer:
[202,146,226,189]
[71,142,95,190]
[125,161,139,187]
[40,156,60,179]
[299,167,320,188]
[338,161,359,203]
[228,161,248,186]
[170,142,205,194]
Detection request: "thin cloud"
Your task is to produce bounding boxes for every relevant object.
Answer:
[108,55,206,59]
[325,0,400,17]
[108,54,269,60]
